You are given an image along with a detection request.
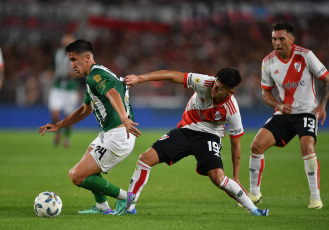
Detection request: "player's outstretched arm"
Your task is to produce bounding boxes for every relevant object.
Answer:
[38,104,92,136]
[125,70,185,86]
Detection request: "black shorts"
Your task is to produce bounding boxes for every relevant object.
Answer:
[263,113,317,147]
[152,128,223,176]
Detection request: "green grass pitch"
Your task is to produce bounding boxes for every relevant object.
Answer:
[0,129,328,229]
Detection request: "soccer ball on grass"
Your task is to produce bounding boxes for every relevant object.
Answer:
[34,191,62,217]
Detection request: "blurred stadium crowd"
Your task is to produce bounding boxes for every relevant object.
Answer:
[0,0,328,109]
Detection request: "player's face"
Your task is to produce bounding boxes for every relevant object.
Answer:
[67,52,90,77]
[211,80,234,104]
[272,30,294,60]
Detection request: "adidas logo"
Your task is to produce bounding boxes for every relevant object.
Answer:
[274,70,279,74]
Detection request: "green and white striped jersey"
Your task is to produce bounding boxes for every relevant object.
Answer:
[52,48,78,90]
[84,64,134,132]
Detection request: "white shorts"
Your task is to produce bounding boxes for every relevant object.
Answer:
[48,88,79,115]
[90,126,136,173]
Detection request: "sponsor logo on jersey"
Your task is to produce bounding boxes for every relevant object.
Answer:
[187,75,192,86]
[195,78,200,84]
[231,128,243,135]
[274,69,279,74]
[200,98,205,103]
[294,62,302,72]
[319,67,327,76]
[97,80,106,91]
[197,109,206,120]
[93,74,102,82]
[214,111,222,120]
[159,134,169,141]
[280,80,305,90]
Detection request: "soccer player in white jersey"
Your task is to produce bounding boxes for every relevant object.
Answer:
[124,69,269,216]
[246,22,329,209]
[38,39,142,215]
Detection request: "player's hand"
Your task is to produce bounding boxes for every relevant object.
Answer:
[276,103,292,114]
[38,123,60,136]
[124,75,140,86]
[314,103,326,125]
[122,118,142,138]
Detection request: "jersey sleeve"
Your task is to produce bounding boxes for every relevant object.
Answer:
[184,72,216,92]
[261,60,275,89]
[83,90,91,105]
[306,51,328,80]
[226,106,244,138]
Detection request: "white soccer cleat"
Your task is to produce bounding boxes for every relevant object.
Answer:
[236,192,262,207]
[308,199,323,209]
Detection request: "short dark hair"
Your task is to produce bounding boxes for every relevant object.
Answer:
[65,39,94,55]
[215,68,241,88]
[272,22,294,35]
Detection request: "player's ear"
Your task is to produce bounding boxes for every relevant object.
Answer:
[290,34,295,44]
[229,89,235,96]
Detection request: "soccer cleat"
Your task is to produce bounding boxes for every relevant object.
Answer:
[103,209,114,214]
[252,208,270,216]
[127,208,137,214]
[308,199,323,209]
[236,192,262,207]
[78,206,111,214]
[111,192,136,215]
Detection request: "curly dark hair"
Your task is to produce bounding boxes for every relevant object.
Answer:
[215,67,241,88]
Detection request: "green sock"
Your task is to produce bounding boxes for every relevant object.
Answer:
[93,173,107,203]
[64,127,71,138]
[80,175,120,198]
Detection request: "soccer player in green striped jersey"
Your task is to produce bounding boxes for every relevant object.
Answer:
[48,34,78,148]
[38,39,141,215]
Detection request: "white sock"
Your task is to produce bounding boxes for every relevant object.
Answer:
[249,153,264,196]
[96,201,110,211]
[303,153,321,200]
[117,189,128,200]
[127,159,152,211]
[219,176,257,214]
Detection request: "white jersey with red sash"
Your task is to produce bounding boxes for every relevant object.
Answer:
[261,44,328,115]
[177,73,244,139]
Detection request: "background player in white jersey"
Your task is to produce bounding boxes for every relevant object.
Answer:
[124,69,269,216]
[246,22,329,209]
[48,34,79,147]
[38,39,142,215]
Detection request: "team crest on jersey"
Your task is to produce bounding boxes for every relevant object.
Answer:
[93,74,102,82]
[159,134,169,141]
[294,62,301,72]
[194,78,200,84]
[214,111,222,120]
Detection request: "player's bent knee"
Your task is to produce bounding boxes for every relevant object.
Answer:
[138,148,159,167]
[208,168,225,186]
[250,141,263,155]
[69,169,83,186]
